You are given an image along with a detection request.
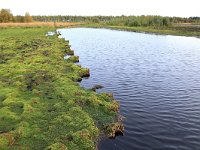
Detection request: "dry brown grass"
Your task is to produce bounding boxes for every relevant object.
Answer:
[0,22,82,27]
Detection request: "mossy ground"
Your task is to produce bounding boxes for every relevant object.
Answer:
[0,27,119,149]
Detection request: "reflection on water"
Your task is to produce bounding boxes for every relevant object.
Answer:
[59,28,200,150]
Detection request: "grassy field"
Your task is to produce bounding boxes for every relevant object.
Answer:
[81,23,200,37]
[0,22,81,28]
[0,27,122,149]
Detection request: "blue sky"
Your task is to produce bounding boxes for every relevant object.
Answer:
[0,0,200,17]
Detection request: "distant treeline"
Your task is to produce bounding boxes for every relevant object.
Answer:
[103,16,200,27]
[1,8,200,27]
[32,16,107,23]
[0,9,32,23]
[33,15,200,27]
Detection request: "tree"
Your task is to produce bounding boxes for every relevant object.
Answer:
[0,9,14,22]
[15,15,25,23]
[24,12,32,22]
[162,18,171,26]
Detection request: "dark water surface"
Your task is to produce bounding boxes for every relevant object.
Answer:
[58,28,200,150]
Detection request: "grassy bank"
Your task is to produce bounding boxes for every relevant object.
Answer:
[81,23,200,37]
[0,27,122,149]
[0,22,81,28]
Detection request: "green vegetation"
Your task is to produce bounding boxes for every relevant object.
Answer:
[80,23,200,37]
[24,12,33,22]
[0,27,121,149]
[1,8,200,36]
[32,15,200,25]
[92,16,200,36]
[0,9,14,23]
[32,15,200,37]
[0,9,32,23]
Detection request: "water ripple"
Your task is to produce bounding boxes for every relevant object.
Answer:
[59,28,200,150]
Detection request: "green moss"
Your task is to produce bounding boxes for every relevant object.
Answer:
[0,134,8,149]
[66,49,74,55]
[45,142,68,150]
[66,56,79,63]
[0,107,20,133]
[0,27,120,149]
[103,122,124,138]
[8,102,24,115]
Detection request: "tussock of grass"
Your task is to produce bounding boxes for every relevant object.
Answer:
[0,27,119,149]
[66,56,79,63]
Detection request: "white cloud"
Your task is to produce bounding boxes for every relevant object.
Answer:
[0,0,199,17]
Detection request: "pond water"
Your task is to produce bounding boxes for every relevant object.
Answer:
[58,28,200,150]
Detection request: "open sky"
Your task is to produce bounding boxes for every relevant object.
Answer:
[0,0,199,17]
